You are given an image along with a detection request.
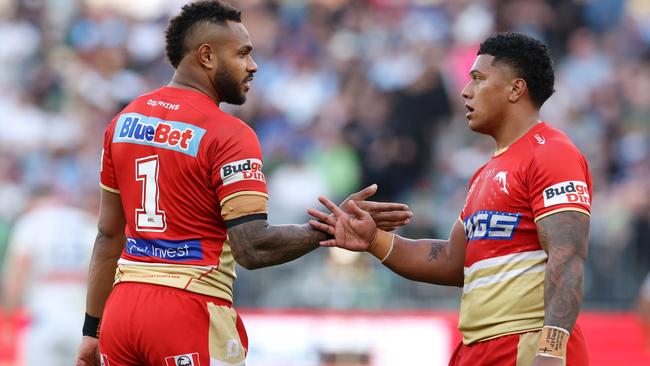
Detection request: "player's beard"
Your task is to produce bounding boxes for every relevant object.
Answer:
[213,66,247,105]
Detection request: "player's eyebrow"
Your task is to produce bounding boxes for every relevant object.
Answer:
[469,70,483,77]
[239,45,253,53]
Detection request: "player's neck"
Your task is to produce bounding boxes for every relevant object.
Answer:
[492,109,540,150]
[169,69,221,105]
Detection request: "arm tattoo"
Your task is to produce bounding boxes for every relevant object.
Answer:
[537,211,589,332]
[428,241,445,261]
[227,220,328,269]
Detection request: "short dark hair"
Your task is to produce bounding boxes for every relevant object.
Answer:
[478,32,555,108]
[165,0,242,68]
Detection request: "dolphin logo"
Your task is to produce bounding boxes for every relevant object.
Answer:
[494,171,509,194]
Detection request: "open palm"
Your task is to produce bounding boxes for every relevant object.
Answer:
[308,196,377,251]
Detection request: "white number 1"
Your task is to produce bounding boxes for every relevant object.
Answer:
[135,155,166,232]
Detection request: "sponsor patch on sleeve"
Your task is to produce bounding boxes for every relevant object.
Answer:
[543,180,590,207]
[221,158,266,186]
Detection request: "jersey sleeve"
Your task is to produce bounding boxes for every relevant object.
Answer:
[100,122,120,193]
[210,123,267,205]
[528,142,592,222]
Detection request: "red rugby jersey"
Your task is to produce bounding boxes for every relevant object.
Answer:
[100,86,267,302]
[458,122,592,344]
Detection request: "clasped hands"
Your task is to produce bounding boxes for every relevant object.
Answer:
[308,184,409,251]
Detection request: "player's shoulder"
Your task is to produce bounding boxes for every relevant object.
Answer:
[524,122,584,161]
[207,108,257,141]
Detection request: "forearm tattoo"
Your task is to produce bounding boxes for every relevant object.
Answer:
[228,220,327,269]
[537,211,589,332]
[428,241,445,261]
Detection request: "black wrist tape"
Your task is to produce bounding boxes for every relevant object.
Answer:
[82,313,101,338]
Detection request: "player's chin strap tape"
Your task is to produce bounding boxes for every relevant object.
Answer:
[82,313,101,338]
[536,325,570,360]
[225,213,268,229]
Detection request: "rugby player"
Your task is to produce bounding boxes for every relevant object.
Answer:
[74,1,411,365]
[309,32,591,366]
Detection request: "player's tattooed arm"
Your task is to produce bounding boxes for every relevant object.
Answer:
[537,211,590,332]
[227,184,412,270]
[380,220,466,286]
[427,241,445,261]
[227,220,326,269]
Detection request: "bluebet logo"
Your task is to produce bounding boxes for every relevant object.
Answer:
[113,113,205,157]
[463,210,521,240]
[125,237,203,261]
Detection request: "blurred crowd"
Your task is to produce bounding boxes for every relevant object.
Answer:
[0,0,649,314]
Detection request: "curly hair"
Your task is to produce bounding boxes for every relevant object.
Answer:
[478,32,555,108]
[165,0,242,69]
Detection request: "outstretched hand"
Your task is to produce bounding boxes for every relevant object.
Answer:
[338,184,412,231]
[308,195,377,251]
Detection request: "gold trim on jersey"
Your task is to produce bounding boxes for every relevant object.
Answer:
[463,250,548,294]
[221,191,268,207]
[114,239,238,303]
[221,193,268,221]
[100,183,120,194]
[460,250,547,344]
[494,146,509,156]
[534,207,590,223]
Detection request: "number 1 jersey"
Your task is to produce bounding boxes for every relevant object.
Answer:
[100,86,267,302]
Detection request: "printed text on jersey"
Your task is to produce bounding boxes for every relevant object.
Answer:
[113,113,206,157]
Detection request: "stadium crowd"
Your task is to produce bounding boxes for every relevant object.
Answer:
[0,0,649,313]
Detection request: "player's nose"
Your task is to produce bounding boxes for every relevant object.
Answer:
[461,82,472,99]
[247,57,258,73]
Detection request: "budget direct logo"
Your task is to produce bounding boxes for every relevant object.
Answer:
[113,113,205,157]
[543,181,590,207]
[221,158,266,186]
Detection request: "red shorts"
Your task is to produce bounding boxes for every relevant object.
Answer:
[449,325,588,366]
[99,282,248,366]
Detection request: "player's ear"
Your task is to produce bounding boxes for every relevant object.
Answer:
[508,78,527,103]
[197,43,216,70]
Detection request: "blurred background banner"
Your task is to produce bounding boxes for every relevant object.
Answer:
[239,310,650,366]
[0,0,649,365]
[242,310,455,366]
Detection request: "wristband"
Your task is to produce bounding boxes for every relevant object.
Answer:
[536,325,570,359]
[368,229,395,262]
[82,313,101,338]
